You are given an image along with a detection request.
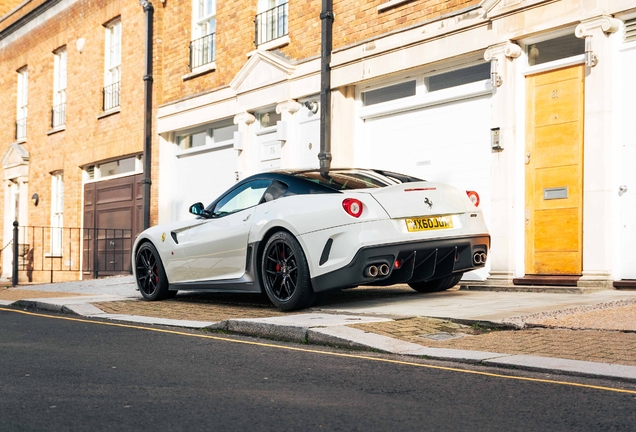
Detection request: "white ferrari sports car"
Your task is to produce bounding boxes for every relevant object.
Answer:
[132,168,490,311]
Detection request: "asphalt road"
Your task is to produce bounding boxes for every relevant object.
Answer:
[1,307,635,432]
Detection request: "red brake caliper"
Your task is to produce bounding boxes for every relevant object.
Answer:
[276,246,285,272]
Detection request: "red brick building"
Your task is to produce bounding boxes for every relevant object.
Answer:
[0,0,163,282]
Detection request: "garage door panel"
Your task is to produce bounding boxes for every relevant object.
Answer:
[363,94,491,281]
[175,146,238,222]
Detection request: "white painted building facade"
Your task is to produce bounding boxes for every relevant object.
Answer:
[157,0,636,289]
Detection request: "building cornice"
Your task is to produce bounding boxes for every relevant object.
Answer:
[0,0,62,41]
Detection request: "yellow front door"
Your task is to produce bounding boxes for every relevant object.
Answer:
[525,65,584,275]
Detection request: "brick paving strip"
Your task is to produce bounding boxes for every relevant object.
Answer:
[0,288,88,301]
[352,301,636,367]
[94,299,295,322]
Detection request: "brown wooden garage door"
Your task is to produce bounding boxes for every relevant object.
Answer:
[83,174,143,278]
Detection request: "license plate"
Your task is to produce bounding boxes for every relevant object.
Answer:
[405,216,454,232]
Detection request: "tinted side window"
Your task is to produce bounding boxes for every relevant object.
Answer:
[213,180,271,217]
[261,181,289,203]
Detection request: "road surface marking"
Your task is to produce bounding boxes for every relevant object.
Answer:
[2,306,635,395]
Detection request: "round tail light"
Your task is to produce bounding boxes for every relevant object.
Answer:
[342,198,363,218]
[466,190,480,207]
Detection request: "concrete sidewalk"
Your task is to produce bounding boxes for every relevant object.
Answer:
[1,276,636,383]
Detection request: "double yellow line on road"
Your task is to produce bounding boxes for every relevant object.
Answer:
[2,306,636,396]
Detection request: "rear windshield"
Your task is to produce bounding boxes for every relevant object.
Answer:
[293,170,422,190]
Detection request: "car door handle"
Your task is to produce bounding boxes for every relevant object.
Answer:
[243,214,251,221]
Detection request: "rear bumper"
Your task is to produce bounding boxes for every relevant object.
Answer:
[310,234,490,293]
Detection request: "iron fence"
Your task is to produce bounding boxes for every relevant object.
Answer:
[15,117,27,140]
[51,103,66,128]
[189,33,216,70]
[102,81,121,111]
[254,2,288,46]
[11,224,133,284]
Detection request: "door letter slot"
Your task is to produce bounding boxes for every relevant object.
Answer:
[544,187,568,200]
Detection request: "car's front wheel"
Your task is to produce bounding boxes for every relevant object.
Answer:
[135,242,171,301]
[408,274,463,293]
[261,231,316,311]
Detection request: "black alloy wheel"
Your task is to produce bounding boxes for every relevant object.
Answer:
[261,231,316,311]
[135,242,172,301]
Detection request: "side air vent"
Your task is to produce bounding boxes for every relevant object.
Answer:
[625,18,636,44]
[319,238,333,266]
[86,165,95,180]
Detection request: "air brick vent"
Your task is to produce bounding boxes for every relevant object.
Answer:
[625,18,636,43]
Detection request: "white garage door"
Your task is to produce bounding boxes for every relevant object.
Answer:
[174,146,238,221]
[361,95,492,279]
[619,46,636,280]
[363,95,491,211]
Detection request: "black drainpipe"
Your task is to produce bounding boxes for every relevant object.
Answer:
[318,0,334,171]
[140,0,154,230]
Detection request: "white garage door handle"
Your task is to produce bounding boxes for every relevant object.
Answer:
[619,185,628,196]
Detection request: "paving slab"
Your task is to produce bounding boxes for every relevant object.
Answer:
[317,288,636,322]
[16,275,138,298]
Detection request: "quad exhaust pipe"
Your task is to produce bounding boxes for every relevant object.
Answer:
[364,263,390,278]
[473,252,488,265]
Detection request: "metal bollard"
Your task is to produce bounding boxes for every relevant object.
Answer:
[12,221,18,287]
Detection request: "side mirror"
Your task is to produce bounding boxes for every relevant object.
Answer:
[189,202,207,216]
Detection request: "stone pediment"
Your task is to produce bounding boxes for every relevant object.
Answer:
[2,143,29,169]
[230,50,295,94]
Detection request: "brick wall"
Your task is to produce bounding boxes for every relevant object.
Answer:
[333,0,480,49]
[159,0,480,106]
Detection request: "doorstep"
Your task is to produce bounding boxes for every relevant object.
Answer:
[460,281,599,294]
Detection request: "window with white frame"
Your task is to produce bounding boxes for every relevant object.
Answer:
[103,19,121,111]
[84,155,142,181]
[16,68,28,140]
[52,47,67,128]
[255,0,288,46]
[190,0,216,69]
[176,119,237,151]
[51,172,64,256]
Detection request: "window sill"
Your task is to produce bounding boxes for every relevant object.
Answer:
[248,35,290,57]
[44,253,63,258]
[97,107,121,120]
[377,0,415,12]
[47,125,66,135]
[182,62,217,81]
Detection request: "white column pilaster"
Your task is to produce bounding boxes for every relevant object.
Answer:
[575,16,622,289]
[233,111,256,180]
[482,41,522,285]
[276,100,301,168]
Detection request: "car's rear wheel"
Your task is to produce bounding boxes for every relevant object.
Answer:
[135,242,171,301]
[408,274,463,293]
[261,231,316,311]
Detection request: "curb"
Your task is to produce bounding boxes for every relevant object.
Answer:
[5,299,636,383]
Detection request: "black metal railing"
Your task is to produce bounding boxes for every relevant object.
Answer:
[51,103,66,128]
[11,224,133,285]
[15,117,27,140]
[254,2,288,46]
[102,81,120,111]
[189,33,216,70]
